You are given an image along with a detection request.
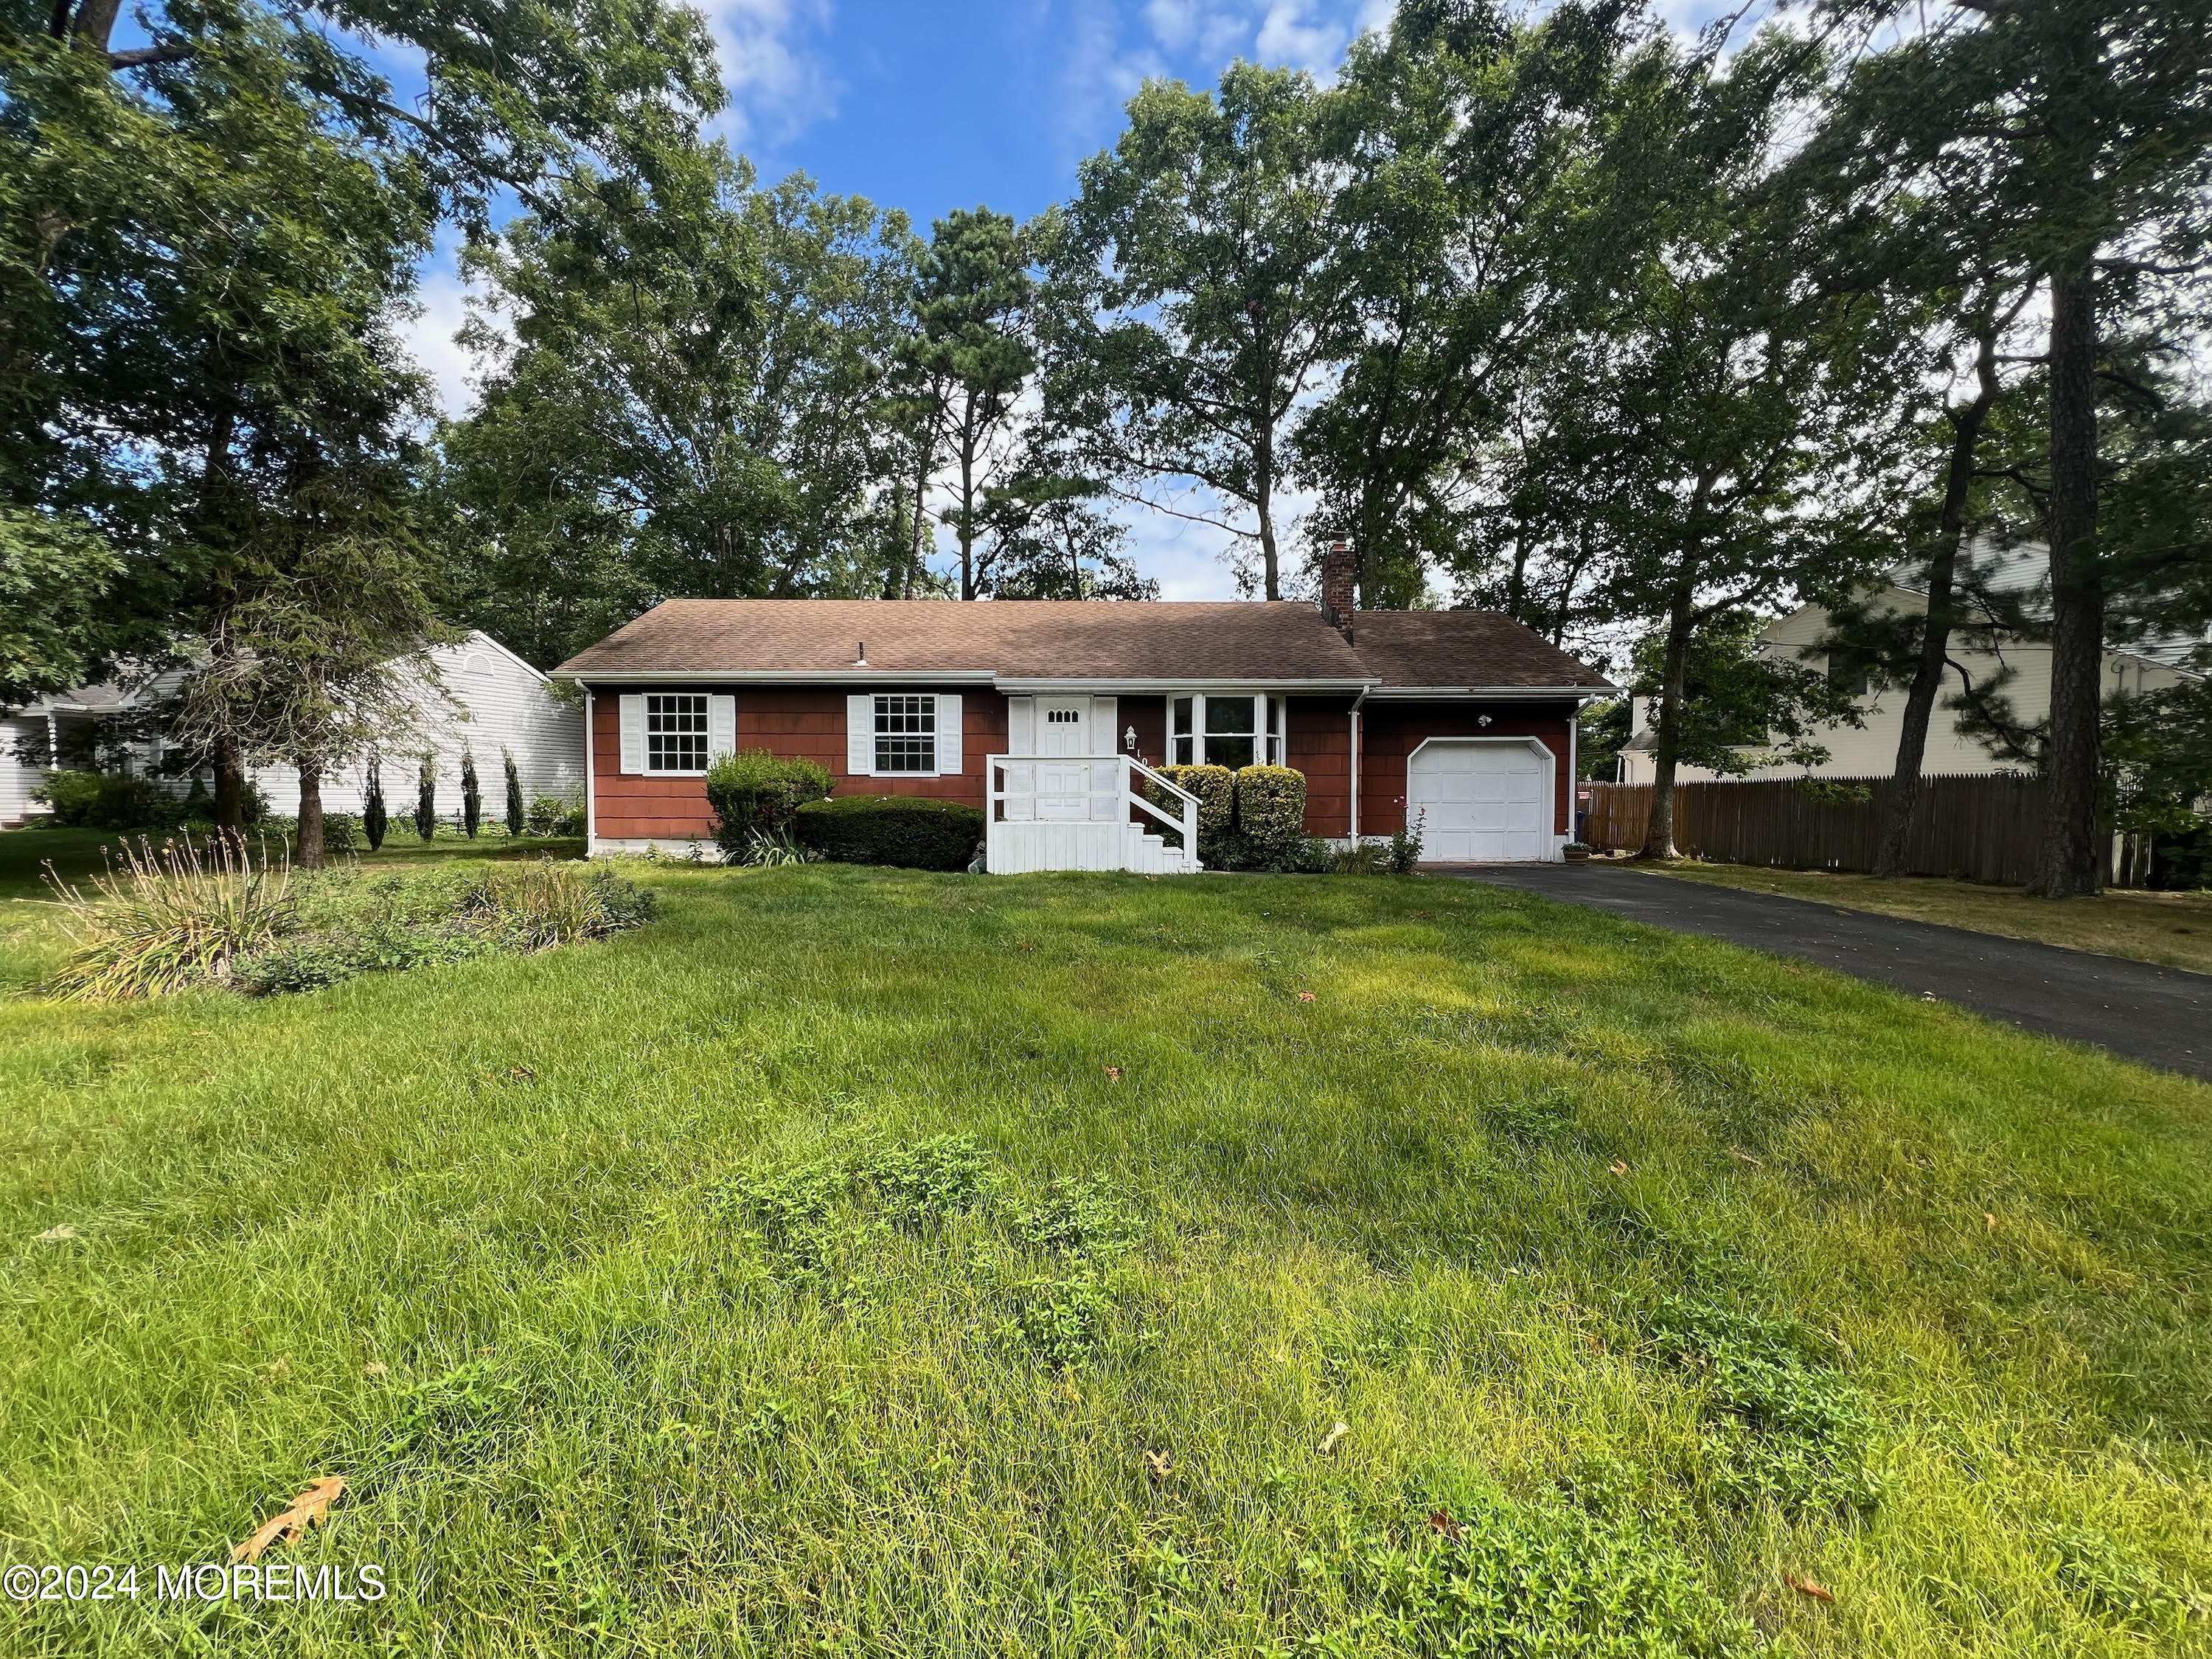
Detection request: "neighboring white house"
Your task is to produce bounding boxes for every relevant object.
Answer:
[1617,540,2206,785]
[0,631,584,827]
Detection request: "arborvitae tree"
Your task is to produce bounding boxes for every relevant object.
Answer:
[415,754,437,841]
[461,752,482,838]
[363,753,388,851]
[503,748,525,837]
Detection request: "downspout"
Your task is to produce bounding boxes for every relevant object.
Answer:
[1349,682,1373,842]
[1567,698,1581,849]
[582,684,597,857]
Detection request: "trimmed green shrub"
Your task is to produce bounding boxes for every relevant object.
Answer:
[526,794,583,837]
[502,749,525,837]
[795,795,983,872]
[414,754,437,841]
[1149,765,1231,838]
[705,749,835,856]
[34,770,160,829]
[1234,765,1306,858]
[461,752,482,838]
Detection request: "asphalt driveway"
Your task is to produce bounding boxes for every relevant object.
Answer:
[1442,863,2212,1083]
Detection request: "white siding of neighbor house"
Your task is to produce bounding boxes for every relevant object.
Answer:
[1618,584,2192,785]
[246,633,584,818]
[0,717,47,825]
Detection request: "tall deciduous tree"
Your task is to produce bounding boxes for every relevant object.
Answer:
[1570,33,1926,860]
[1297,0,1632,610]
[441,159,919,663]
[1041,64,1338,599]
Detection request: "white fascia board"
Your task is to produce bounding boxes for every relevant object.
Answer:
[1361,684,1618,700]
[993,677,1368,693]
[560,669,1000,685]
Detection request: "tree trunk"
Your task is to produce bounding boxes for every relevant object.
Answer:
[2031,254,2104,898]
[1874,334,2000,878]
[212,736,246,838]
[1253,419,1280,601]
[1638,597,1695,860]
[68,0,122,53]
[295,757,324,870]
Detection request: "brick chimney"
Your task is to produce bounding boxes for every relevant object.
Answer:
[1321,540,1356,626]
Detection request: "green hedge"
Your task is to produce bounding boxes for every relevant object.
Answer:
[795,796,984,872]
[706,749,835,855]
[1234,765,1307,858]
[35,770,159,829]
[1150,765,1233,839]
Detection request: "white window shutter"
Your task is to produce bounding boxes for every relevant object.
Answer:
[846,695,874,776]
[1007,695,1034,757]
[935,694,961,776]
[1093,697,1117,754]
[707,695,737,761]
[618,695,645,774]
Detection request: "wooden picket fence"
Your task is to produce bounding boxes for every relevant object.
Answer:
[1579,773,2048,885]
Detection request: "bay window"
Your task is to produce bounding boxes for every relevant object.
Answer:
[1169,694,1285,768]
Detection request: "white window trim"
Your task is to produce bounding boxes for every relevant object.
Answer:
[643,691,714,777]
[1168,691,1286,769]
[846,691,963,779]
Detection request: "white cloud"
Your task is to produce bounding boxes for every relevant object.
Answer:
[703,0,839,156]
[1253,0,1345,74]
[398,260,479,420]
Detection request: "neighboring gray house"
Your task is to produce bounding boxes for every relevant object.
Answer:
[1,631,583,827]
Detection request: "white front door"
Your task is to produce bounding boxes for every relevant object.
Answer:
[1406,740,1553,862]
[1034,698,1093,820]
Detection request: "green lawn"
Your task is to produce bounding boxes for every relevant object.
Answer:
[1627,859,2212,976]
[2,861,2208,1655]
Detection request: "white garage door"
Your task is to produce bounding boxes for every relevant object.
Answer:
[1406,740,1553,863]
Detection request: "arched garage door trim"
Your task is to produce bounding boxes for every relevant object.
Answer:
[1405,736,1559,863]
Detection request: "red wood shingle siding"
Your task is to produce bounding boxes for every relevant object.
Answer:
[588,686,1007,841]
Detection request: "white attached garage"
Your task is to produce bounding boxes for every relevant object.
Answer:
[1405,737,1557,863]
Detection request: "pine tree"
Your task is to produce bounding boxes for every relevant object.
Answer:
[414,754,437,841]
[462,752,482,838]
[503,749,525,838]
[363,753,387,851]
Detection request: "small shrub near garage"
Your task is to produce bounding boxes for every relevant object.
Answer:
[705,749,835,859]
[794,795,983,872]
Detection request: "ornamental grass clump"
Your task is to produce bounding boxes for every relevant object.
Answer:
[44,835,296,1001]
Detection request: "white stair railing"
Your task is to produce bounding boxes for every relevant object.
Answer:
[985,754,1203,873]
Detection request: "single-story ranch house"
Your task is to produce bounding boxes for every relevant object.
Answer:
[557,575,1613,873]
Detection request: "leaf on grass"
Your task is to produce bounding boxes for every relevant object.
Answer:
[35,1224,80,1243]
[1144,1450,1172,1483]
[1726,1148,1761,1166]
[232,1477,344,1564]
[1105,1065,1123,1081]
[1608,1161,1629,1176]
[509,1065,535,1082]
[363,1361,388,1378]
[1983,1211,1999,1231]
[1317,1421,1349,1457]
[1295,991,1316,1004]
[1785,1571,1834,1604]
[1427,1509,1461,1540]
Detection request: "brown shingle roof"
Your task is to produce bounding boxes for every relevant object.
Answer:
[1342,611,1613,690]
[557,599,1610,691]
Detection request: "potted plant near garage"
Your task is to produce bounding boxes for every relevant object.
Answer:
[1561,841,1594,864]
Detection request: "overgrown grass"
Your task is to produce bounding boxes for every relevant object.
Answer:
[0,866,2208,1655]
[38,844,650,1001]
[1632,860,2212,975]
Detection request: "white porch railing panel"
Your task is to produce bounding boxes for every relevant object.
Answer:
[987,754,1202,875]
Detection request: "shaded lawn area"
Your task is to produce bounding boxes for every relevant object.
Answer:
[1,865,2208,1655]
[1627,858,2212,976]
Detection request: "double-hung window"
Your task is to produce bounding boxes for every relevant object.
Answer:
[874,694,936,773]
[1171,695,1284,768]
[646,693,709,774]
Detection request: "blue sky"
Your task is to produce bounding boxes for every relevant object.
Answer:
[403,0,1736,597]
